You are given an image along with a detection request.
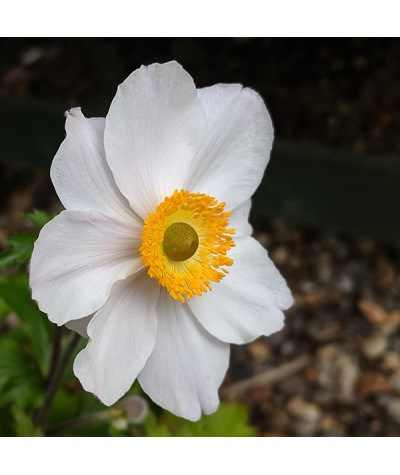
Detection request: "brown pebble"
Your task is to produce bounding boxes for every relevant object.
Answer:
[383,352,400,371]
[271,246,289,266]
[361,334,388,360]
[358,299,400,333]
[287,396,322,436]
[248,339,271,362]
[358,372,391,397]
[387,398,400,424]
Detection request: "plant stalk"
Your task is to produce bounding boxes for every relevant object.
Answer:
[34,332,81,428]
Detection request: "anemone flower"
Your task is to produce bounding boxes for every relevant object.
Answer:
[30,61,293,421]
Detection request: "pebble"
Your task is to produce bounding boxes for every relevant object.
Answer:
[376,258,396,287]
[318,414,345,437]
[20,47,44,66]
[253,232,271,248]
[382,351,400,371]
[389,371,400,394]
[387,398,400,424]
[358,372,391,397]
[358,299,400,334]
[248,339,271,362]
[361,334,388,359]
[271,246,289,266]
[315,254,332,284]
[337,274,355,293]
[317,345,359,403]
[287,396,322,436]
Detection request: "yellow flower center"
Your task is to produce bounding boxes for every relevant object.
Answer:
[163,222,199,261]
[140,189,235,303]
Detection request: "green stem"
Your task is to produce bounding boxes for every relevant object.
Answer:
[46,410,114,436]
[44,326,63,388]
[35,332,81,428]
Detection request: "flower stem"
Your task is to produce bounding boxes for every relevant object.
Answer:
[44,326,64,388]
[46,410,113,436]
[35,332,81,428]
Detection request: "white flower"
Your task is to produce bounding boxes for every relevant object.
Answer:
[29,61,293,421]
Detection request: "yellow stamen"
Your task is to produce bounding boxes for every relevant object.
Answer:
[140,189,235,302]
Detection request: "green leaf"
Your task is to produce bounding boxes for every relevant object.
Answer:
[0,339,43,409]
[143,411,173,436]
[0,233,36,269]
[144,403,257,437]
[0,297,10,323]
[0,210,51,269]
[25,210,52,228]
[12,406,43,436]
[176,403,257,437]
[0,275,51,372]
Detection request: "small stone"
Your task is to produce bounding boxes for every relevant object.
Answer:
[376,258,396,287]
[287,396,319,420]
[248,339,271,362]
[315,253,332,284]
[318,414,345,437]
[336,275,355,293]
[382,351,400,371]
[389,371,400,394]
[358,299,400,334]
[253,232,271,248]
[361,334,388,360]
[304,366,318,383]
[387,398,400,424]
[358,372,391,397]
[281,341,296,357]
[20,47,44,66]
[358,299,387,326]
[317,345,359,403]
[287,396,321,436]
[271,246,289,266]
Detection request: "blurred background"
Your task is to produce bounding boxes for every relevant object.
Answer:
[1,38,400,436]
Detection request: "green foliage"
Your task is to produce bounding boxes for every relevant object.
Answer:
[0,233,36,269]
[0,275,52,371]
[0,339,43,409]
[0,213,51,434]
[144,402,257,437]
[0,296,10,323]
[12,406,44,436]
[25,210,52,228]
[0,210,50,270]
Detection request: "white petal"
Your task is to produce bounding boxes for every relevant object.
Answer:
[65,315,93,338]
[138,290,230,421]
[51,108,139,224]
[74,271,159,406]
[229,199,253,237]
[188,237,293,344]
[30,210,142,325]
[104,61,206,219]
[187,84,273,210]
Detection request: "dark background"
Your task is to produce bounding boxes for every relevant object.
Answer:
[2,38,400,156]
[1,38,400,436]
